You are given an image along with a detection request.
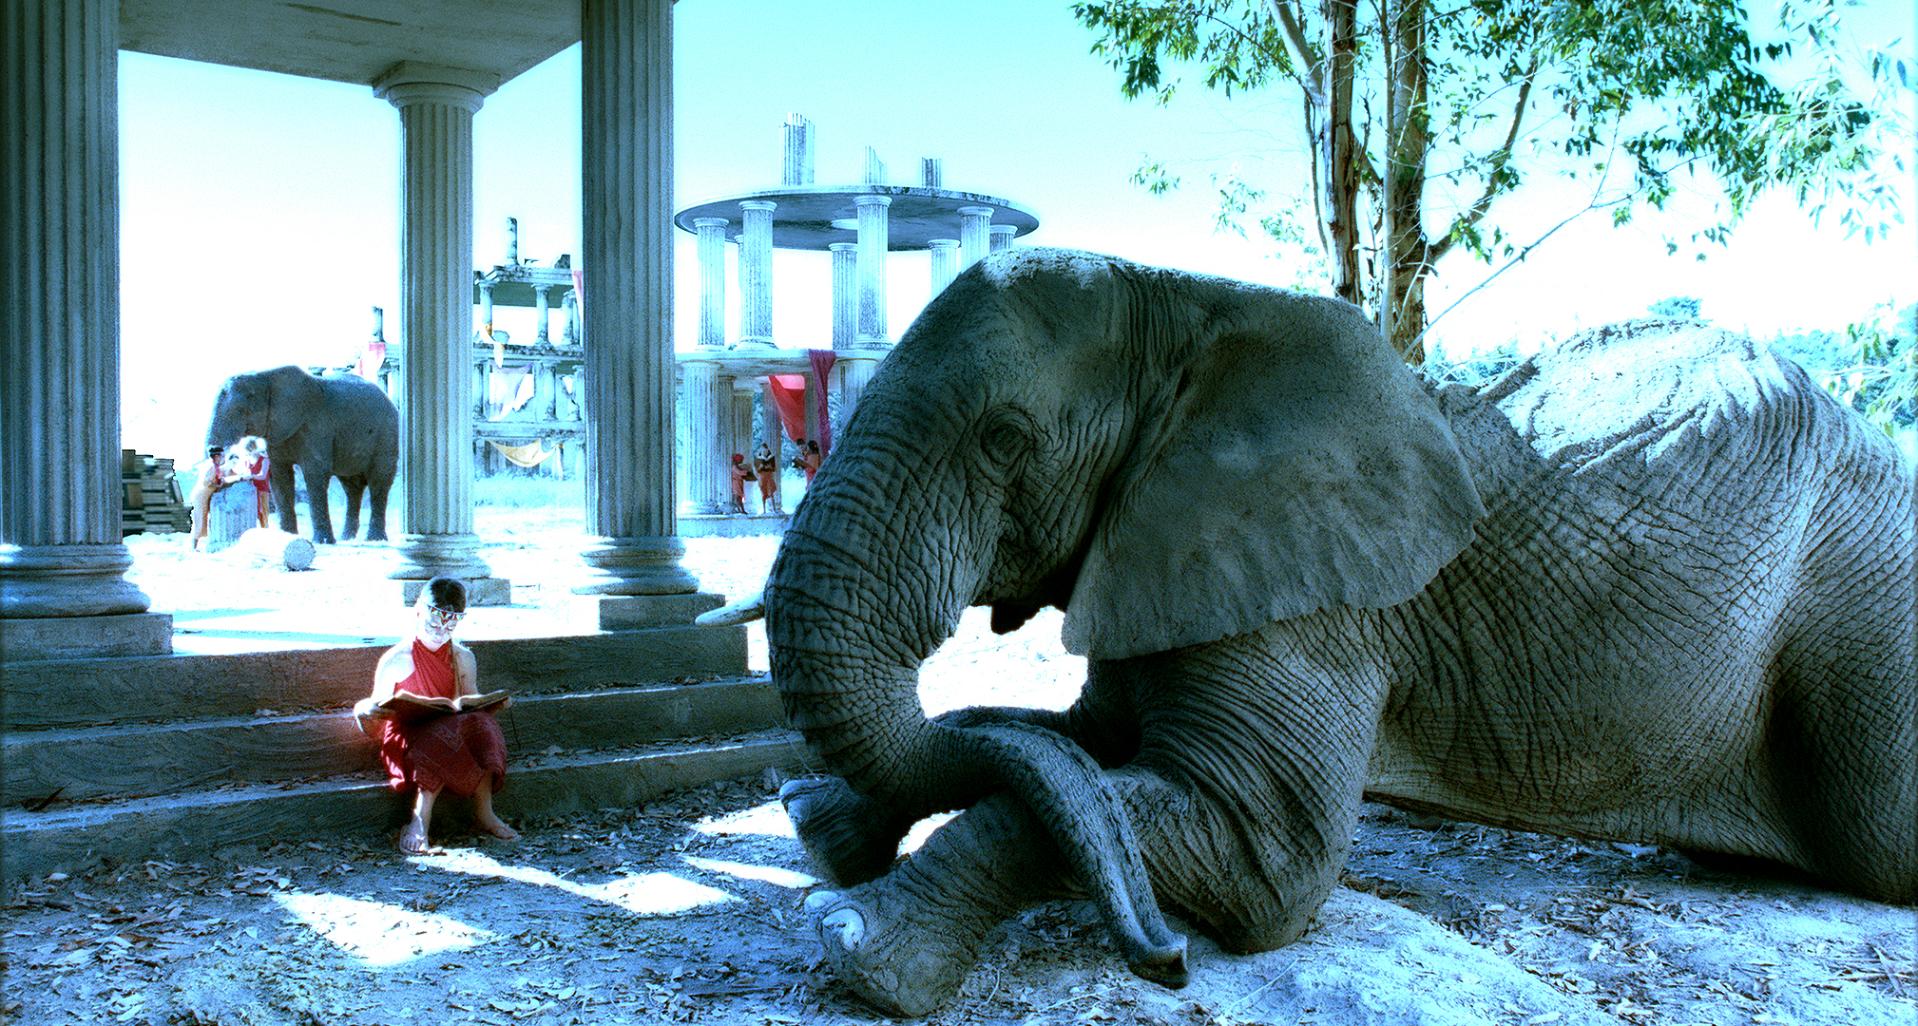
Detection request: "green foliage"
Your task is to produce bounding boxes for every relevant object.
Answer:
[1771,304,1917,437]
[1648,296,1703,319]
[1072,0,1905,298]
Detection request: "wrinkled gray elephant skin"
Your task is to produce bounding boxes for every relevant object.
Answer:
[760,248,1916,1017]
[207,365,399,544]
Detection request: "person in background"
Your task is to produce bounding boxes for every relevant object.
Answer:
[798,439,823,484]
[728,453,751,514]
[353,577,517,854]
[188,445,231,552]
[752,442,780,515]
[236,435,270,529]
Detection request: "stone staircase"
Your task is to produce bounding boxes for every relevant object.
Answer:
[1,623,808,880]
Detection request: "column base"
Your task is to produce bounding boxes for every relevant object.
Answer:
[0,544,152,618]
[399,576,513,607]
[0,612,173,661]
[598,592,725,630]
[576,536,699,596]
[389,533,494,581]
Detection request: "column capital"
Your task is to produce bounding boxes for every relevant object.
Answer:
[693,216,730,229]
[855,194,893,210]
[956,204,995,217]
[929,238,959,249]
[829,241,858,252]
[373,62,500,110]
[740,199,778,213]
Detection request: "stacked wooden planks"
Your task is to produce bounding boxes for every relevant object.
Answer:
[121,449,192,535]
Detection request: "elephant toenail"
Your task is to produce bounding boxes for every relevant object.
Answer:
[803,889,839,912]
[821,907,867,950]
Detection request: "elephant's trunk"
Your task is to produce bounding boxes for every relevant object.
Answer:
[765,416,1188,987]
[764,446,981,817]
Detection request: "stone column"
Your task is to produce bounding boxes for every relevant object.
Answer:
[782,114,814,185]
[477,283,495,336]
[959,205,993,267]
[759,382,783,516]
[577,0,706,610]
[990,224,1016,254]
[730,387,754,464]
[535,284,553,342]
[695,216,729,348]
[505,215,520,265]
[681,356,723,514]
[929,238,960,295]
[562,290,580,344]
[738,200,776,347]
[374,61,508,605]
[0,0,170,659]
[830,242,857,350]
[836,356,881,443]
[855,195,890,346]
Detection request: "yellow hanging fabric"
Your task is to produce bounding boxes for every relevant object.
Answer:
[489,439,553,467]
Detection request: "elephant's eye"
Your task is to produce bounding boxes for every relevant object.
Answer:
[980,411,1033,467]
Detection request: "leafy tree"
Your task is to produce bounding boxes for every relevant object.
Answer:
[1648,296,1704,320]
[1818,304,1916,437]
[1074,0,1905,362]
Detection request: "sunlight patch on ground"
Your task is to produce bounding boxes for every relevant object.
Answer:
[683,855,817,890]
[273,891,496,968]
[900,812,958,857]
[413,849,736,917]
[692,799,797,839]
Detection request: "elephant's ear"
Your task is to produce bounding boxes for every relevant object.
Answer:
[1062,293,1484,661]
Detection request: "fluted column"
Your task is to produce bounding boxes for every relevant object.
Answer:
[0,0,171,658]
[729,387,754,464]
[682,357,723,514]
[578,0,698,596]
[535,285,553,342]
[738,200,776,347]
[959,205,993,267]
[759,383,783,516]
[855,195,890,346]
[478,282,495,337]
[990,224,1016,254]
[837,356,881,442]
[695,216,729,348]
[929,238,960,295]
[830,242,857,350]
[375,62,505,602]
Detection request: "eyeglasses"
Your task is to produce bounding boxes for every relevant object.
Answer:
[423,605,464,631]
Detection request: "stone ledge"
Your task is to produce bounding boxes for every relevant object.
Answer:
[0,613,173,662]
[400,576,512,607]
[598,592,725,630]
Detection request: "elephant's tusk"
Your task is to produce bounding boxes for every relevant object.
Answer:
[696,592,765,626]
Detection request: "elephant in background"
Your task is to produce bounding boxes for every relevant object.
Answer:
[748,249,1916,1015]
[206,365,399,544]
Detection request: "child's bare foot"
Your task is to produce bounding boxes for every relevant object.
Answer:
[476,813,519,841]
[398,819,436,855]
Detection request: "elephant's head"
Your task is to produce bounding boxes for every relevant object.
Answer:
[207,365,315,451]
[764,247,1483,978]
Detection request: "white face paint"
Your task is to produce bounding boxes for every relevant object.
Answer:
[415,601,462,650]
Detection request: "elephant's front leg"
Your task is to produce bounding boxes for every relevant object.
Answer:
[269,460,300,537]
[303,463,337,543]
[805,629,1388,1015]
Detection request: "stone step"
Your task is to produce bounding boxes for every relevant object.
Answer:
[5,676,787,805]
[2,731,811,881]
[1,625,748,729]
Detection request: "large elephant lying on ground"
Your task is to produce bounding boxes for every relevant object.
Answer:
[744,248,1915,1015]
[206,365,399,544]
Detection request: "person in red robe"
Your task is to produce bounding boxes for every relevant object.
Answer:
[237,435,271,528]
[727,453,751,514]
[353,577,515,854]
[797,439,823,484]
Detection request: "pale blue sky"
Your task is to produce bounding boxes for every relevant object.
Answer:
[118,0,1914,461]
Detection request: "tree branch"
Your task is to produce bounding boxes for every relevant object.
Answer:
[1265,0,1327,108]
[1428,58,1538,264]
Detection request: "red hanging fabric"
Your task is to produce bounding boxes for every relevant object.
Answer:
[767,374,808,444]
[807,349,836,456]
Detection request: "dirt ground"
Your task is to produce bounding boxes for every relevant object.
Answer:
[3,509,1913,1025]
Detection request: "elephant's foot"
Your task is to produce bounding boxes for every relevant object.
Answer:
[805,885,988,1017]
[780,777,912,886]
[366,527,389,542]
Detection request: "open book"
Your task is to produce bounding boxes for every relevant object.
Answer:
[370,690,510,721]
